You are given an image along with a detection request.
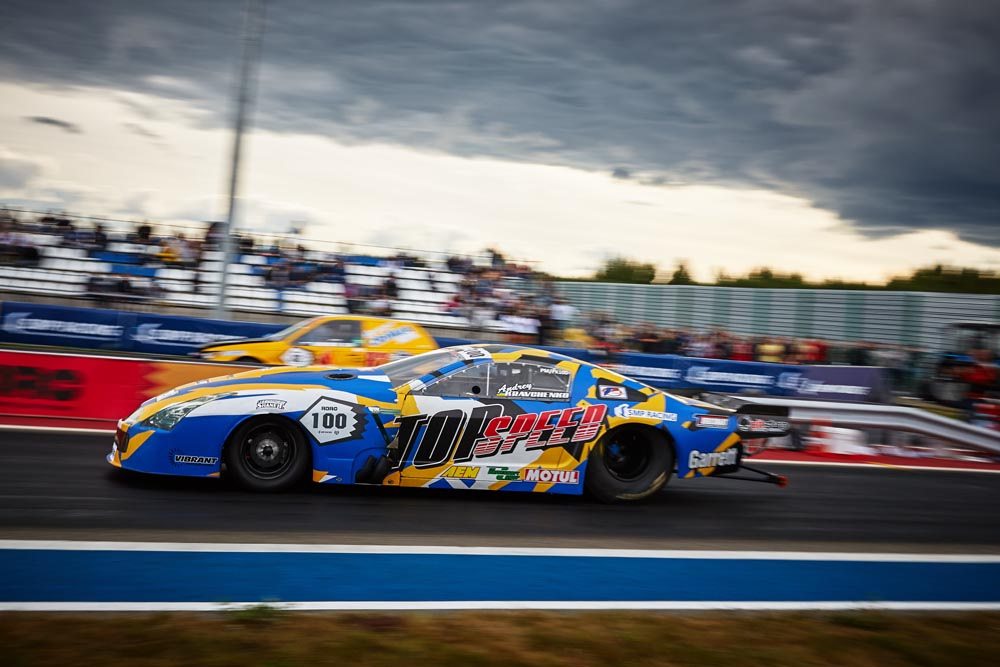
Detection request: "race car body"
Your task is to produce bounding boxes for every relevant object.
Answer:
[109,345,789,501]
[196,315,437,367]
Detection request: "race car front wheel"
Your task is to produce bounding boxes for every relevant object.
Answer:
[585,425,674,502]
[225,417,310,492]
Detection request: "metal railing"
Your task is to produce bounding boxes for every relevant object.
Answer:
[738,397,1000,455]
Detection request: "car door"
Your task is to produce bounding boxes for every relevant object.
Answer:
[396,362,494,480]
[287,319,367,366]
[396,359,581,484]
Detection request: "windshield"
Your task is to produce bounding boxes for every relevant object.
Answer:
[379,349,464,386]
[265,319,315,342]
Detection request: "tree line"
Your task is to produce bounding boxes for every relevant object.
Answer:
[582,258,1000,294]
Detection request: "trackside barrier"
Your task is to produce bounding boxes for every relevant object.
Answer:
[440,336,890,402]
[1,300,888,400]
[741,397,1000,455]
[0,300,282,356]
[0,349,252,428]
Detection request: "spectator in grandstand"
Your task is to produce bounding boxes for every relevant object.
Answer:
[131,222,154,245]
[321,257,346,283]
[156,237,180,264]
[383,273,399,300]
[756,337,786,363]
[550,298,577,333]
[203,221,223,250]
[89,223,109,252]
[729,335,756,361]
[265,257,292,312]
[344,281,363,314]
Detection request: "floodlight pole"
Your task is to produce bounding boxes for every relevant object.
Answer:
[216,0,265,318]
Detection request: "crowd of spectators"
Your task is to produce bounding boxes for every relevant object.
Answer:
[0,211,41,266]
[3,208,996,405]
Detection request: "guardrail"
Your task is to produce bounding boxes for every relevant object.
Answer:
[739,396,1000,455]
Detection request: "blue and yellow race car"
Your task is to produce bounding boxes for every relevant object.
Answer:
[109,345,790,501]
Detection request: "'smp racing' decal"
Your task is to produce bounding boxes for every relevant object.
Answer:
[395,403,608,470]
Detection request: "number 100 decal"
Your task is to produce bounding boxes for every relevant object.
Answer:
[299,396,365,445]
[396,403,608,469]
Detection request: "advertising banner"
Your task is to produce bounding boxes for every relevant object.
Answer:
[122,313,279,356]
[0,349,250,428]
[0,301,283,356]
[603,352,887,402]
[0,302,127,350]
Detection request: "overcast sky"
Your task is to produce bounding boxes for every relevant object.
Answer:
[1,0,998,280]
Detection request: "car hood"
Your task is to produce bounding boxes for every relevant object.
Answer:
[198,337,273,351]
[133,366,400,416]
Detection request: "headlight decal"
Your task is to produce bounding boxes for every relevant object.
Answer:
[142,393,234,431]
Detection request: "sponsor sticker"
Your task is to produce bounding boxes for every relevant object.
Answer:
[442,465,479,479]
[280,347,315,366]
[399,403,610,469]
[455,347,490,360]
[173,454,219,465]
[539,367,571,375]
[598,385,628,399]
[688,447,740,470]
[299,397,365,445]
[695,414,730,429]
[472,404,607,457]
[521,468,580,484]
[256,399,287,411]
[486,466,520,481]
[613,404,678,421]
[366,324,420,347]
[736,416,789,434]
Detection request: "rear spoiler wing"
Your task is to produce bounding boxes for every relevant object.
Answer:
[693,393,791,438]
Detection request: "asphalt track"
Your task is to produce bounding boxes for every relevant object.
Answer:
[2,429,999,552]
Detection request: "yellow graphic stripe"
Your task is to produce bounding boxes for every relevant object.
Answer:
[120,430,154,461]
[127,382,331,423]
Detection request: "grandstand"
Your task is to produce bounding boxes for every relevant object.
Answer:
[0,223,508,330]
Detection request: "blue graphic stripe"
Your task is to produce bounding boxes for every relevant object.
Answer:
[2,550,998,603]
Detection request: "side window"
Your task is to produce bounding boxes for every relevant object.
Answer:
[491,362,572,401]
[418,363,491,397]
[297,320,361,346]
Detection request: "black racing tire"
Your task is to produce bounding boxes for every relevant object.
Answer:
[585,425,674,503]
[236,356,262,364]
[224,417,311,492]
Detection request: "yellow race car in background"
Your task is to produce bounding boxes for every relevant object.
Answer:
[197,315,438,367]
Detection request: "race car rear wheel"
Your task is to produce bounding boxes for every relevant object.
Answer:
[225,417,310,492]
[585,425,673,502]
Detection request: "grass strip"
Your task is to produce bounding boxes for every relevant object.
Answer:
[0,610,998,666]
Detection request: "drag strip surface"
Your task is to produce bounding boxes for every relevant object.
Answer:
[1,430,998,551]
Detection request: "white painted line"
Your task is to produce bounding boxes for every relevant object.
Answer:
[0,601,998,612]
[2,540,997,562]
[0,424,114,434]
[748,459,1000,474]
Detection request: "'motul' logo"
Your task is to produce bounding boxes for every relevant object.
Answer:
[521,468,580,484]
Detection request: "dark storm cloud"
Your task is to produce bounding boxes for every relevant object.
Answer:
[26,116,82,133]
[1,0,998,245]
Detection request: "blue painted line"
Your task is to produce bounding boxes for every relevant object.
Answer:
[2,549,998,603]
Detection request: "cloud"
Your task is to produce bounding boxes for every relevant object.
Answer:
[25,115,82,134]
[122,122,161,140]
[0,147,44,190]
[0,0,998,247]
